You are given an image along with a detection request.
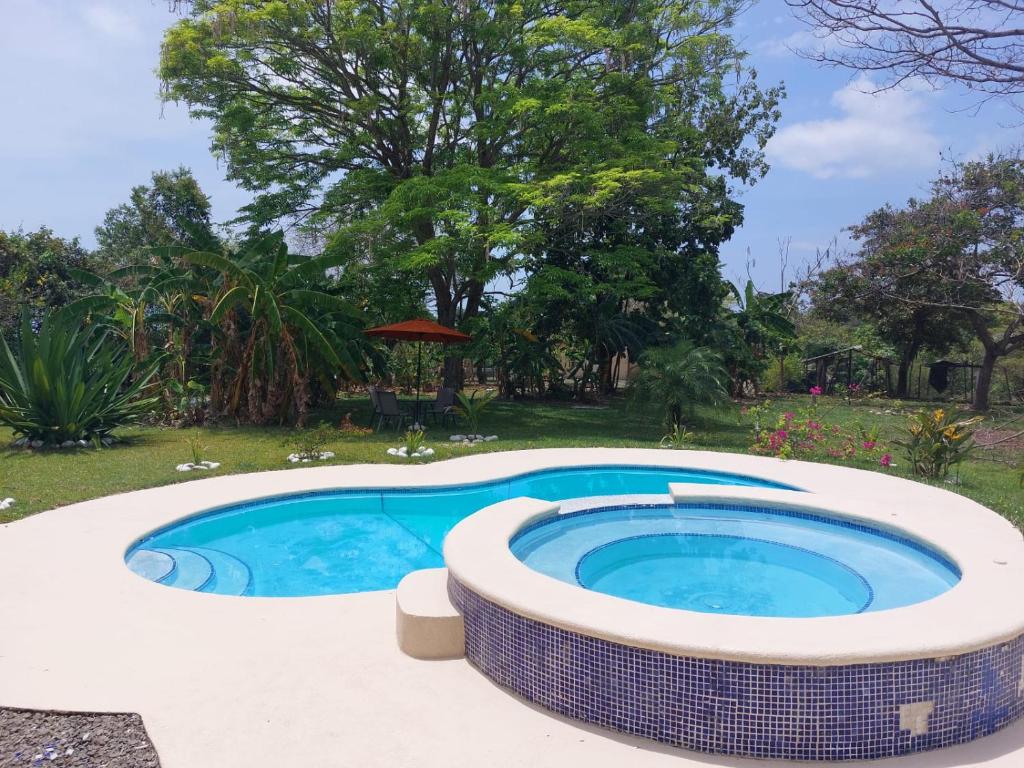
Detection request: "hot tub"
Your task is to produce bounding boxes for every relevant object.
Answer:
[444,480,1024,761]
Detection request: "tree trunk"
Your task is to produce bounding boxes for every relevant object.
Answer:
[974,350,997,411]
[895,341,919,399]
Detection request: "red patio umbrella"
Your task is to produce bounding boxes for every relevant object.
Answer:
[365,319,472,425]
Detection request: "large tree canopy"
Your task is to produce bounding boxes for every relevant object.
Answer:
[160,0,781,383]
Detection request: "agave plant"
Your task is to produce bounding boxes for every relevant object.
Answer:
[0,309,159,445]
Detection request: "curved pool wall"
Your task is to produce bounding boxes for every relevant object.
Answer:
[444,482,1024,761]
[449,576,1024,761]
[125,465,792,597]
[510,503,961,618]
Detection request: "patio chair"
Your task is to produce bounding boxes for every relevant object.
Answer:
[426,387,458,427]
[375,390,410,432]
[368,385,382,427]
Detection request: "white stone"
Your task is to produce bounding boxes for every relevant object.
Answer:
[386,448,399,456]
[202,461,221,469]
[60,440,74,449]
[0,498,14,510]
[449,435,466,442]
[422,448,434,456]
[484,435,498,442]
[175,464,194,472]
[30,440,43,449]
[320,451,335,459]
[77,440,88,447]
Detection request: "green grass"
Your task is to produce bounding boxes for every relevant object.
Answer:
[1,394,1021,528]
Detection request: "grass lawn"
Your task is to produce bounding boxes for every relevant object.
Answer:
[1,394,1021,527]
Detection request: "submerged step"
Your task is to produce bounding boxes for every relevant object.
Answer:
[126,549,175,583]
[194,547,252,596]
[155,547,214,591]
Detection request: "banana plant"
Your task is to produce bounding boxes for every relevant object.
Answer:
[186,232,373,424]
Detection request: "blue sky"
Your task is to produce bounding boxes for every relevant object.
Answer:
[0,0,1019,289]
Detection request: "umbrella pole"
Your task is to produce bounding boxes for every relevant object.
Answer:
[414,339,423,429]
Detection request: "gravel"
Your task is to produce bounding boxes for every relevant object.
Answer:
[0,708,160,767]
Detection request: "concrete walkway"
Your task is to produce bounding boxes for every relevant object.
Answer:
[0,450,1021,767]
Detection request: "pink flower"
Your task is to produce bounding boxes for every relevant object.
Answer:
[775,430,789,440]
[862,441,876,451]
[740,405,749,414]
[849,383,861,392]
[880,453,892,467]
[809,386,823,396]
[783,412,795,422]
[806,421,822,431]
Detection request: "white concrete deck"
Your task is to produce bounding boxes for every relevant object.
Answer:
[0,448,1022,767]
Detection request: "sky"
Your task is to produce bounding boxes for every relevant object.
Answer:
[0,0,1020,289]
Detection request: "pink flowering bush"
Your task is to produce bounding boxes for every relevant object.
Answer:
[747,402,888,464]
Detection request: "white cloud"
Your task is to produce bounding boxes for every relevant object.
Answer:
[81,4,141,41]
[755,29,820,58]
[766,76,942,179]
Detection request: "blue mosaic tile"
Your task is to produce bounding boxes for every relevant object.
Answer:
[449,577,1024,760]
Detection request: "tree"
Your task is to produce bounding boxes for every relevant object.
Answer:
[0,227,96,334]
[786,0,1024,106]
[822,153,1024,410]
[930,154,1024,410]
[811,207,971,398]
[160,0,781,385]
[95,168,219,267]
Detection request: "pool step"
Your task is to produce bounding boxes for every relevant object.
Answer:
[192,547,252,596]
[128,546,253,596]
[154,547,214,591]
[126,549,175,582]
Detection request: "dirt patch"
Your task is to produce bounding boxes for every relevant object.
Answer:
[0,708,159,767]
[975,427,1024,455]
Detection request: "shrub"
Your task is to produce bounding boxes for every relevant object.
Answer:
[659,424,696,449]
[747,403,886,462]
[286,422,337,460]
[629,341,728,428]
[455,389,497,435]
[0,309,158,445]
[893,408,981,479]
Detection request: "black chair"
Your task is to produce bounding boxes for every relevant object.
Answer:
[375,390,410,432]
[427,387,458,427]
[368,386,382,427]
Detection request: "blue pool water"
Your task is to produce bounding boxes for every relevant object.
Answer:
[126,465,788,597]
[511,504,961,617]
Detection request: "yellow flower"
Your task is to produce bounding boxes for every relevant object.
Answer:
[933,409,945,424]
[943,426,958,439]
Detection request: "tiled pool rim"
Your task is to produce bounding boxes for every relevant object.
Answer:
[443,479,1024,760]
[449,576,1024,760]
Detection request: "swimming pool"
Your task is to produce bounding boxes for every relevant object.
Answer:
[510,504,960,617]
[125,465,789,596]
